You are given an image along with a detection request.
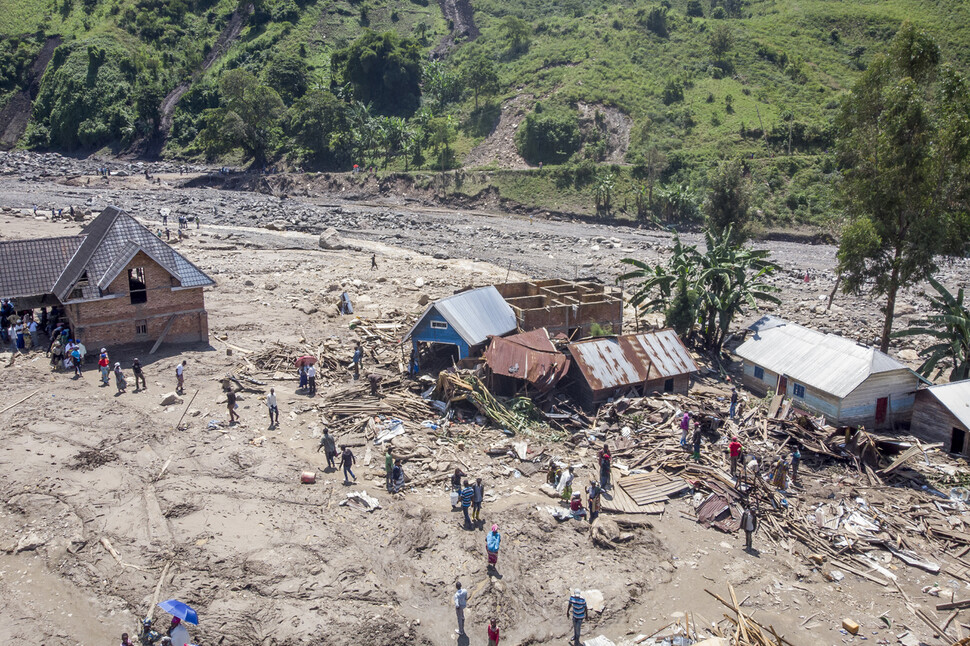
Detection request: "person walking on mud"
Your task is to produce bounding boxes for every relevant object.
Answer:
[318,428,337,470]
[460,479,474,528]
[679,411,691,446]
[175,360,186,394]
[113,362,127,394]
[568,589,587,646]
[98,348,110,386]
[371,254,378,270]
[340,445,357,483]
[352,342,363,380]
[227,389,240,425]
[741,503,758,551]
[132,358,147,392]
[454,581,468,637]
[307,364,317,396]
[486,524,501,571]
[472,477,484,523]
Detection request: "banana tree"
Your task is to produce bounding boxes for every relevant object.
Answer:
[893,276,970,381]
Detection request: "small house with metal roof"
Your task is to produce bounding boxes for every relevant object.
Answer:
[736,316,922,429]
[0,206,215,349]
[911,381,970,455]
[403,286,517,366]
[566,329,699,409]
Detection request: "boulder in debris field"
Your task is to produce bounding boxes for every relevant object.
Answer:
[898,348,919,362]
[417,294,430,306]
[160,392,183,406]
[539,483,559,498]
[584,589,605,613]
[318,227,346,250]
[590,517,620,548]
[264,220,288,231]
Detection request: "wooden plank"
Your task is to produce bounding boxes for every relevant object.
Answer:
[938,599,970,612]
[149,315,177,355]
[0,389,40,415]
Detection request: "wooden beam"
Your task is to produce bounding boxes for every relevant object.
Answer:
[149,315,177,355]
[0,389,40,415]
[938,599,970,612]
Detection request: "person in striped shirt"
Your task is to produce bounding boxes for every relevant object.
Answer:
[460,480,474,528]
[567,589,587,645]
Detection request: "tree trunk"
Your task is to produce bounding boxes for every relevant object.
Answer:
[880,256,902,354]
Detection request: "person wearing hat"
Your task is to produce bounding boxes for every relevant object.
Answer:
[486,524,501,570]
[114,362,127,393]
[728,436,743,477]
[98,349,110,385]
[132,358,147,391]
[567,588,587,645]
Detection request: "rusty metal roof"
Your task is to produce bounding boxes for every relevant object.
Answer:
[567,329,698,392]
[484,328,570,391]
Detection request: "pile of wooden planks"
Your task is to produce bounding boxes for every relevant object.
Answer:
[619,472,690,506]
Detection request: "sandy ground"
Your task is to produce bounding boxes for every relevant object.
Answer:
[0,174,964,645]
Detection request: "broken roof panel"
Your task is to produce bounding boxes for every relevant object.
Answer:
[737,316,911,398]
[484,328,570,391]
[405,286,517,347]
[568,329,698,391]
[924,380,970,430]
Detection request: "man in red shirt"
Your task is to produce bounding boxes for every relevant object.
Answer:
[729,437,743,477]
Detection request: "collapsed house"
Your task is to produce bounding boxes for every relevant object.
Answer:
[0,206,215,349]
[566,329,698,409]
[911,380,970,455]
[494,279,622,339]
[483,327,570,396]
[736,316,923,430]
[403,286,517,364]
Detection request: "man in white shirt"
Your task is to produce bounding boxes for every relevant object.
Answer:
[307,364,317,396]
[266,387,279,427]
[175,360,186,393]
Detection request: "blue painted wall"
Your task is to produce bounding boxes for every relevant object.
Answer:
[410,308,471,358]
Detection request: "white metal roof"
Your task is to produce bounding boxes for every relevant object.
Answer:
[925,380,970,430]
[405,286,517,347]
[736,316,910,398]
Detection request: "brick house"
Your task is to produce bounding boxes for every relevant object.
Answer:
[0,206,215,349]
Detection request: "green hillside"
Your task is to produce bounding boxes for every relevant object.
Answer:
[1,0,969,227]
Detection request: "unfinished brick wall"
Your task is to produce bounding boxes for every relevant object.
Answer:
[496,279,622,338]
[64,251,209,348]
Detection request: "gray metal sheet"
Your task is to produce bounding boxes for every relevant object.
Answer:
[568,330,698,391]
[926,381,970,430]
[404,286,517,347]
[737,317,908,398]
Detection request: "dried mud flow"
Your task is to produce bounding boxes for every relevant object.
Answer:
[0,158,968,645]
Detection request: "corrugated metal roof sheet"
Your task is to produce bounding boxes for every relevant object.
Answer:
[736,316,910,398]
[925,380,970,430]
[0,236,83,299]
[404,286,517,347]
[484,328,570,391]
[567,329,698,391]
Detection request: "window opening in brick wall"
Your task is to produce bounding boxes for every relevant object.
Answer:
[135,321,148,336]
[128,267,147,304]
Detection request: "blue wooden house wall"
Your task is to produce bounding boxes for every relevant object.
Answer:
[410,308,472,359]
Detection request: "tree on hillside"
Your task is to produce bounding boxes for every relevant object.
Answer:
[330,30,423,117]
[501,16,532,55]
[836,22,970,353]
[709,24,734,63]
[461,50,499,109]
[266,53,309,105]
[620,227,779,350]
[705,159,750,243]
[894,276,970,381]
[287,89,350,166]
[199,68,284,165]
[422,60,462,110]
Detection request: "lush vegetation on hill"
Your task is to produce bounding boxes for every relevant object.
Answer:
[2,0,970,228]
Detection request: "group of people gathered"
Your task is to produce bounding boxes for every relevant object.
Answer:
[546,445,614,523]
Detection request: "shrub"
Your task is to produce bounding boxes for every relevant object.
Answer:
[686,0,703,17]
[515,106,581,164]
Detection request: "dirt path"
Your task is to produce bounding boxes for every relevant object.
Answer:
[0,36,62,149]
[433,0,479,58]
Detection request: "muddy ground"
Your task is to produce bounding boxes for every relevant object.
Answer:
[0,161,967,645]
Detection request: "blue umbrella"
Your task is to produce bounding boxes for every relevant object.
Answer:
[158,599,199,625]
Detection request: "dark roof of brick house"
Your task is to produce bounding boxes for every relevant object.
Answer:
[0,206,215,302]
